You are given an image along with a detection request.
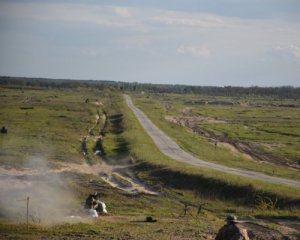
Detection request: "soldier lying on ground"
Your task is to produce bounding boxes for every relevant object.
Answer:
[85,192,108,215]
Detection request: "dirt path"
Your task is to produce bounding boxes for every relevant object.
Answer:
[99,169,158,195]
[62,161,158,195]
[0,161,158,196]
[124,94,300,189]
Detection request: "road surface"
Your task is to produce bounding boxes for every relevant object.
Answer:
[124,94,300,189]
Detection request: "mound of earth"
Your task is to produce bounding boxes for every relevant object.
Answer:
[244,221,299,240]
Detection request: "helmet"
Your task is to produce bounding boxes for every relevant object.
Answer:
[226,215,238,223]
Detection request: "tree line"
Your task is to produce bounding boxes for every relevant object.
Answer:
[1,76,299,99]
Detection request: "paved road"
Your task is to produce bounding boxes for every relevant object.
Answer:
[124,94,300,189]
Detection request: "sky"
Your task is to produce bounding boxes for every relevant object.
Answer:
[0,0,299,87]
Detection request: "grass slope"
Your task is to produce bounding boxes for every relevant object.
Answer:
[130,93,300,181]
[1,86,299,240]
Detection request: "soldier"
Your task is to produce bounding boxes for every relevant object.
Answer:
[85,192,97,209]
[1,126,7,134]
[215,215,249,240]
[95,200,108,214]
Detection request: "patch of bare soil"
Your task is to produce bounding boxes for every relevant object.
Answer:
[243,221,300,240]
[230,141,300,169]
[165,114,299,169]
[219,142,253,160]
[165,115,253,160]
[99,169,158,196]
[165,115,226,127]
[0,160,159,196]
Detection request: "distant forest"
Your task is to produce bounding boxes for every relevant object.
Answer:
[1,76,299,99]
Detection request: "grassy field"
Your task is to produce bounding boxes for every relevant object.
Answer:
[122,93,300,202]
[130,93,300,181]
[0,85,300,239]
[0,87,102,166]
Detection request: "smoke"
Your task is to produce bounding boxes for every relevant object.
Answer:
[0,156,79,224]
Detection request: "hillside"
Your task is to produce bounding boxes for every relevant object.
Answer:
[0,82,299,240]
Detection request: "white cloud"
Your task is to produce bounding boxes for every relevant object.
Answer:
[112,7,131,17]
[1,1,300,86]
[287,44,300,58]
[177,45,211,58]
[152,11,227,28]
[269,44,300,60]
[0,2,143,30]
[0,2,231,29]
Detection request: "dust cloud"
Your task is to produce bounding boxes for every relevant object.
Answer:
[0,156,78,224]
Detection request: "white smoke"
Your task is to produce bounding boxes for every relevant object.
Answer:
[0,156,79,224]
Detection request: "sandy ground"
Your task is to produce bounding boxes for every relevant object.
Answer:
[0,161,158,195]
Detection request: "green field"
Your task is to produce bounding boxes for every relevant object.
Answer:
[131,93,300,181]
[0,85,300,240]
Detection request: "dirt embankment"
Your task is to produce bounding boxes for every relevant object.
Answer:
[165,114,299,169]
[184,99,299,108]
[243,221,300,240]
[79,101,158,196]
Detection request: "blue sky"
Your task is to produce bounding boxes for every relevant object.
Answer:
[0,0,299,86]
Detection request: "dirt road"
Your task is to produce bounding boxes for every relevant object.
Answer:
[124,95,300,189]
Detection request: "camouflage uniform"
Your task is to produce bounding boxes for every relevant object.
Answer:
[215,215,249,240]
[85,193,98,209]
